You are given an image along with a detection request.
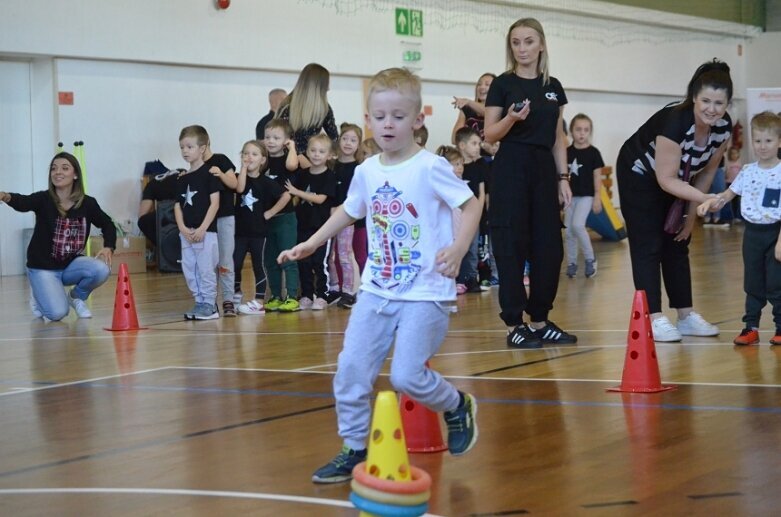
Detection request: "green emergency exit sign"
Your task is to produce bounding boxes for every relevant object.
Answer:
[395,8,423,37]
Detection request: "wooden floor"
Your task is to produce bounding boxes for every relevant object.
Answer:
[1,223,780,516]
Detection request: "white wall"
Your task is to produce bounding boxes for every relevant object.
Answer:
[746,32,781,87]
[0,0,764,275]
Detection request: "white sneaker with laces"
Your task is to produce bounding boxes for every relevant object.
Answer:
[677,311,719,336]
[238,299,265,315]
[651,315,681,342]
[69,293,92,319]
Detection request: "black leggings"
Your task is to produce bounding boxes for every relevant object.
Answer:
[490,142,563,325]
[234,235,266,299]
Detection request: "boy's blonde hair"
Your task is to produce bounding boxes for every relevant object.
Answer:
[179,125,209,146]
[264,118,293,138]
[367,67,422,113]
[241,140,270,174]
[505,18,550,85]
[750,111,781,138]
[307,133,334,154]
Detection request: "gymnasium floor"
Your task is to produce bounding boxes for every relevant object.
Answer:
[1,224,780,516]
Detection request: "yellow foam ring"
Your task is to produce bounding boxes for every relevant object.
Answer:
[351,479,431,506]
[366,391,411,483]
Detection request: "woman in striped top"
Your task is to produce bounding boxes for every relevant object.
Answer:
[616,59,733,342]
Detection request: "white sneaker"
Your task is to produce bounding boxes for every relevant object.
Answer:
[299,297,313,310]
[238,299,265,315]
[651,315,681,342]
[69,292,92,319]
[677,311,719,336]
[30,297,43,318]
[311,297,328,310]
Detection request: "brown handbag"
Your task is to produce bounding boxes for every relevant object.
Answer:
[663,157,692,235]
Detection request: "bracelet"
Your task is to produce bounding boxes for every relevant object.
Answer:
[558,173,571,181]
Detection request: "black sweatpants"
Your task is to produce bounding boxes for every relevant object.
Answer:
[297,228,331,300]
[742,221,781,329]
[234,235,266,299]
[490,142,563,325]
[616,155,692,314]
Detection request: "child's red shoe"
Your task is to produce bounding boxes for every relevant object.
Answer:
[734,328,759,346]
[770,329,781,346]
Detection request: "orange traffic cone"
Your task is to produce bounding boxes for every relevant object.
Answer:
[399,394,448,453]
[399,362,448,453]
[608,291,675,393]
[105,263,146,331]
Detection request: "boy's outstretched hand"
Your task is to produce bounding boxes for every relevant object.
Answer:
[278,242,315,264]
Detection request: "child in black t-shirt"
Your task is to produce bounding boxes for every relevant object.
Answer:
[175,125,223,320]
[233,140,289,315]
[454,127,487,293]
[564,114,605,279]
[285,134,337,310]
[263,118,302,312]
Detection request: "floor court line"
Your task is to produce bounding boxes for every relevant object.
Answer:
[0,367,172,397]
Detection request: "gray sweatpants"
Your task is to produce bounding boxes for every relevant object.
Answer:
[334,291,461,451]
[180,232,218,305]
[217,216,236,302]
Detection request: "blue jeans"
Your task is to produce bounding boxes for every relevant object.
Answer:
[27,256,111,321]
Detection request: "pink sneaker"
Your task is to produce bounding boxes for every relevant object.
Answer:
[299,297,313,310]
[456,283,467,295]
[311,297,328,310]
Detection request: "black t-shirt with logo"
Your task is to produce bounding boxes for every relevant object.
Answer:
[176,165,223,232]
[205,153,236,218]
[567,145,605,197]
[235,174,285,238]
[266,154,297,214]
[294,168,337,231]
[485,73,567,149]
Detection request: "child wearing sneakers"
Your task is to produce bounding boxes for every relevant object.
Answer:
[279,67,482,484]
[455,127,487,292]
[565,114,605,279]
[698,111,781,346]
[233,140,289,315]
[285,134,337,310]
[175,125,223,320]
[263,119,301,312]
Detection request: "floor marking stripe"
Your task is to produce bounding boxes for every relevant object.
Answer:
[0,367,171,397]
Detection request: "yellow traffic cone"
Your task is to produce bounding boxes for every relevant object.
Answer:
[365,391,412,482]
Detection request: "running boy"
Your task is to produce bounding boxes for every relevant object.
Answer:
[698,111,781,345]
[176,125,223,320]
[279,68,482,483]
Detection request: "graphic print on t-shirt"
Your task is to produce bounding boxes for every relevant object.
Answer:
[51,216,87,262]
[569,158,582,176]
[181,185,198,206]
[241,189,259,211]
[369,181,422,292]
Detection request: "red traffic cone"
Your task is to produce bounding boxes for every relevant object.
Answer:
[400,393,448,453]
[105,263,146,331]
[608,290,675,393]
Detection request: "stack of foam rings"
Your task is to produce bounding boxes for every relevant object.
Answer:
[350,461,432,516]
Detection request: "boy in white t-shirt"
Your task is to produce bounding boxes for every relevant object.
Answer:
[698,111,781,345]
[278,68,482,484]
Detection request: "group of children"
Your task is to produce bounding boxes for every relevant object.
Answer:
[173,119,375,319]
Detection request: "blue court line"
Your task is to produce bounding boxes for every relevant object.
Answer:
[37,380,781,416]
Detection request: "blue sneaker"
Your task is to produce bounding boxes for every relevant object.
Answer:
[444,393,478,455]
[312,445,367,484]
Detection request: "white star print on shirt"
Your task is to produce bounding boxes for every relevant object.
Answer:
[569,158,582,177]
[181,184,198,206]
[241,189,259,212]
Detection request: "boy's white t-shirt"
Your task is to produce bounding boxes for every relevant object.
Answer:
[729,161,781,224]
[343,150,473,301]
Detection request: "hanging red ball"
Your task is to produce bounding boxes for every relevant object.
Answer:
[217,0,230,9]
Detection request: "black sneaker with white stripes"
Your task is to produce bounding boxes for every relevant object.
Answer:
[530,320,577,344]
[507,324,543,349]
